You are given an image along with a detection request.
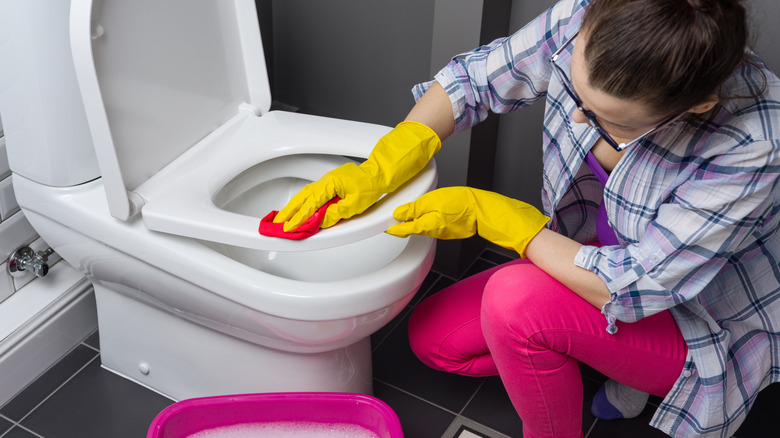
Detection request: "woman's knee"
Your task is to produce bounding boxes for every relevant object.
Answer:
[481,264,563,339]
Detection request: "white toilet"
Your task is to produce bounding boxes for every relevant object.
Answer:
[0,0,437,400]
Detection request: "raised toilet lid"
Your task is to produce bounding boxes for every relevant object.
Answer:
[69,0,436,251]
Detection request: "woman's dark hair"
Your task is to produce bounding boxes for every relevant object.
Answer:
[582,0,750,117]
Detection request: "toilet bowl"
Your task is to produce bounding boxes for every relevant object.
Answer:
[0,0,437,400]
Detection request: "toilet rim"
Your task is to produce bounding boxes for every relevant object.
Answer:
[136,110,438,252]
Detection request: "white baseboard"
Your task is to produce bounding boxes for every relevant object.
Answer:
[0,261,97,406]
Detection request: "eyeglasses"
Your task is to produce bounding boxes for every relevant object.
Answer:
[549,32,678,151]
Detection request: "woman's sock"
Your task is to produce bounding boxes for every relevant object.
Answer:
[590,378,650,420]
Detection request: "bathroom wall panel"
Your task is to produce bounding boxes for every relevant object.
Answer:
[0,262,13,304]
[491,0,558,215]
[0,176,18,220]
[0,212,37,262]
[750,0,780,73]
[270,0,435,126]
[0,134,49,300]
[0,137,9,179]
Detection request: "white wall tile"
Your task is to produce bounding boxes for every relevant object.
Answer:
[0,176,18,220]
[0,211,38,261]
[0,262,13,304]
[0,137,8,180]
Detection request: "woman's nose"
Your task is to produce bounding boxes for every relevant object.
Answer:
[572,107,588,125]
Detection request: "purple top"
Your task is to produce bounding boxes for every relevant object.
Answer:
[584,151,619,246]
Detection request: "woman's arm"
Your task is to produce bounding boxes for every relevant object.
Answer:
[404,83,611,309]
[404,82,455,141]
[525,228,611,309]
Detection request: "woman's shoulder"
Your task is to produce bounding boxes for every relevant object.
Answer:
[717,55,780,143]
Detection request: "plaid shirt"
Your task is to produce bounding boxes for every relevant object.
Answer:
[413,0,780,436]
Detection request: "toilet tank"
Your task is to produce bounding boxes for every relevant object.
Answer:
[0,0,100,187]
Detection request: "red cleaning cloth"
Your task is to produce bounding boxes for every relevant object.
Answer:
[258,197,341,240]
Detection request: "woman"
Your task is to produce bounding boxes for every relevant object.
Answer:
[275,0,780,436]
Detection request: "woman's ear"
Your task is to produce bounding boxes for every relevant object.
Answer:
[688,94,719,114]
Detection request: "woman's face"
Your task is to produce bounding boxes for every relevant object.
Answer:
[568,31,668,145]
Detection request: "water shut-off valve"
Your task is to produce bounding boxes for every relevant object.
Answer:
[8,246,55,278]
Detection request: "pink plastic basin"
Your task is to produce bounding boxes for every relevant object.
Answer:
[146,392,404,438]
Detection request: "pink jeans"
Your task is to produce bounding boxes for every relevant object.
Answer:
[408,259,688,438]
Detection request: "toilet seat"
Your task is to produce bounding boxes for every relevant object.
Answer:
[68,0,434,251]
[138,109,436,251]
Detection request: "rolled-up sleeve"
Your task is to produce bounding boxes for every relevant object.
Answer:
[412,0,586,133]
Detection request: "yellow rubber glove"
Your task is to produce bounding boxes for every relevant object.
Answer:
[274,121,441,231]
[386,187,550,258]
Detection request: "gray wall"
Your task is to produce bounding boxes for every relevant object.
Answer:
[492,0,557,214]
[269,0,435,125]
[749,0,780,73]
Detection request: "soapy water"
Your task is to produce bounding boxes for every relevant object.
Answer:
[187,421,381,438]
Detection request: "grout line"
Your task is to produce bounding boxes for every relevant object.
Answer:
[80,340,100,354]
[12,353,101,431]
[0,414,18,438]
[458,378,488,416]
[436,270,462,283]
[3,423,45,438]
[374,377,462,416]
[0,331,100,418]
[584,418,599,438]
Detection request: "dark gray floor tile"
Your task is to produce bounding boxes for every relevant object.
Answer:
[20,359,173,438]
[374,380,455,438]
[579,363,607,385]
[418,270,443,297]
[581,376,601,433]
[461,377,523,437]
[734,382,780,438]
[0,417,13,436]
[82,330,100,351]
[412,274,456,308]
[2,427,39,438]
[444,416,511,438]
[461,374,602,437]
[0,345,98,421]
[373,311,485,413]
[586,404,668,438]
[481,249,516,266]
[462,258,500,280]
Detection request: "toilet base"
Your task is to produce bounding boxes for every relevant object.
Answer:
[94,285,373,401]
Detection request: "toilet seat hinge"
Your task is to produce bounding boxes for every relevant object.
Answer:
[238,102,261,116]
